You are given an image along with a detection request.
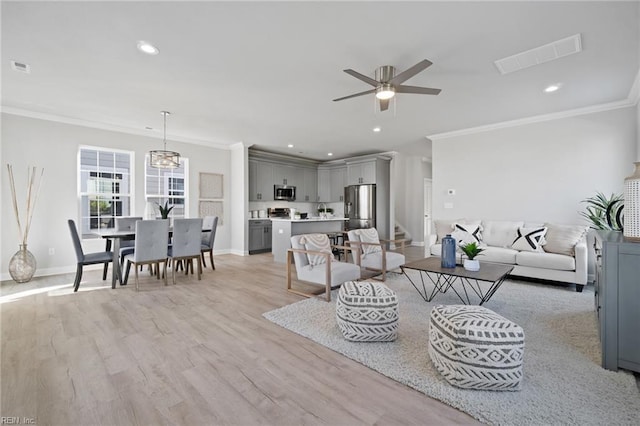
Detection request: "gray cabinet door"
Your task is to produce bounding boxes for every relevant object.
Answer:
[249,226,264,251]
[618,247,640,368]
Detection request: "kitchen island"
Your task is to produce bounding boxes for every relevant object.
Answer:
[271,217,348,263]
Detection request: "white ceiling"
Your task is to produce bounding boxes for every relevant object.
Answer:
[2,1,639,160]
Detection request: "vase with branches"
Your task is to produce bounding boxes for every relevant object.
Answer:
[6,164,45,283]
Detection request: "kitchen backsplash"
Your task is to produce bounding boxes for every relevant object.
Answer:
[248,201,344,217]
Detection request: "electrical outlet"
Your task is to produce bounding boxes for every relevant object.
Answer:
[48,248,55,256]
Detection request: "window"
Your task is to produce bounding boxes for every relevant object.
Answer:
[145,155,188,218]
[78,147,133,237]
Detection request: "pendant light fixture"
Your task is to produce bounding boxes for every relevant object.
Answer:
[149,111,180,169]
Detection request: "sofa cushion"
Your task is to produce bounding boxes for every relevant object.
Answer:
[516,251,575,271]
[511,227,547,253]
[430,243,442,256]
[477,247,518,264]
[482,221,524,248]
[543,223,589,256]
[452,222,483,246]
[434,219,464,243]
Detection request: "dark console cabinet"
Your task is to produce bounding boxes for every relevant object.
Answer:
[594,231,640,373]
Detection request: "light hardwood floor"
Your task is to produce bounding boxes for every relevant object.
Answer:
[1,247,479,425]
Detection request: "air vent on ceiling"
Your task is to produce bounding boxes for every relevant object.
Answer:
[494,34,582,75]
[11,60,31,74]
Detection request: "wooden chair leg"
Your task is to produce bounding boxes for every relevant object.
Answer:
[123,260,132,285]
[73,264,83,292]
[197,256,202,280]
[172,259,176,285]
[134,264,139,292]
[163,261,168,286]
[210,251,215,270]
[201,252,207,268]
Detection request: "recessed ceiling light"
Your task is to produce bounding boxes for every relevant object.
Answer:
[137,40,159,55]
[327,153,333,156]
[544,83,562,93]
[287,144,294,148]
[373,127,381,132]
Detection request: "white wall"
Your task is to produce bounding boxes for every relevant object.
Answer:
[1,113,232,278]
[230,143,247,255]
[432,106,637,224]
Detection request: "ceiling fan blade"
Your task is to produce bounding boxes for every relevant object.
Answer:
[379,99,390,111]
[343,69,380,87]
[389,59,433,85]
[395,85,441,95]
[333,89,376,102]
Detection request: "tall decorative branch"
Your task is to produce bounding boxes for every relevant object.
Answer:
[6,164,45,246]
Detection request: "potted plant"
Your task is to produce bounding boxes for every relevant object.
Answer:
[459,242,484,271]
[156,200,174,219]
[579,192,624,231]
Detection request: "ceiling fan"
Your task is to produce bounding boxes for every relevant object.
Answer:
[333,59,441,111]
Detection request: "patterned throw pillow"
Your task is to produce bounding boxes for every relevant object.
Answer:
[300,234,334,266]
[451,222,483,247]
[511,227,547,252]
[357,228,383,255]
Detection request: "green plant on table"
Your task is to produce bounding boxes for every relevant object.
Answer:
[459,242,485,260]
[579,192,624,231]
[156,201,174,219]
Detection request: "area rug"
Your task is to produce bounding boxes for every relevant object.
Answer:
[263,272,640,425]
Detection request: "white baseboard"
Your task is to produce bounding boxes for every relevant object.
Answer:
[411,241,425,247]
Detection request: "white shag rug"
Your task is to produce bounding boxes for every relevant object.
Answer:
[263,272,640,425]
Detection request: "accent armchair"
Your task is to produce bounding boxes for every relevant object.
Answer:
[346,228,406,281]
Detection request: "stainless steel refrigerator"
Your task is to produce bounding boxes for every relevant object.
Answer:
[344,184,376,230]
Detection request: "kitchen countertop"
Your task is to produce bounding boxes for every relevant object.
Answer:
[270,217,347,222]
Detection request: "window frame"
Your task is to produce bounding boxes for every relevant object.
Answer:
[144,155,189,218]
[77,145,135,238]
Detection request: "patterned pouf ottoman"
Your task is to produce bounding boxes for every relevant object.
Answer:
[336,281,398,342]
[428,305,525,391]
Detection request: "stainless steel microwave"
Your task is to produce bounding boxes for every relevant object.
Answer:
[274,185,296,201]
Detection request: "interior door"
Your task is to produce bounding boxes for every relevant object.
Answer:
[424,178,432,245]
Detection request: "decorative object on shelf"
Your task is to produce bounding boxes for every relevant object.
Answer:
[624,162,640,241]
[441,234,456,268]
[156,200,174,219]
[149,110,180,169]
[459,242,485,271]
[6,164,44,283]
[580,192,624,231]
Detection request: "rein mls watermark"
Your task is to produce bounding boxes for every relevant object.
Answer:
[0,417,36,424]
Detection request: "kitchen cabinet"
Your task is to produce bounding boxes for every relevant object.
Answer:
[594,230,640,373]
[249,220,272,254]
[347,160,376,185]
[249,160,274,201]
[272,164,302,187]
[318,165,346,202]
[301,167,318,202]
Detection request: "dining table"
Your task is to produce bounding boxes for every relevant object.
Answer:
[93,226,211,289]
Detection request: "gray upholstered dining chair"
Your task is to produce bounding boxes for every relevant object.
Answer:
[122,219,170,291]
[168,218,203,284]
[68,219,113,292]
[115,216,142,263]
[201,216,219,270]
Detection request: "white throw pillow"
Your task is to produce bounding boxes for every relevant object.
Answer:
[482,221,524,248]
[511,227,547,252]
[356,228,382,255]
[451,222,483,247]
[543,223,588,256]
[300,234,334,266]
[434,219,464,243]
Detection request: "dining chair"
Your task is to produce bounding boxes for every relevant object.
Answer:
[122,219,170,291]
[346,228,406,282]
[287,233,361,302]
[67,219,113,292]
[115,216,142,264]
[201,216,219,270]
[168,218,203,284]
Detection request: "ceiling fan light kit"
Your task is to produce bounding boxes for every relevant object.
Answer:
[334,59,441,111]
[149,111,181,169]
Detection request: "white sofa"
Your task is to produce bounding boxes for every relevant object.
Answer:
[428,219,588,292]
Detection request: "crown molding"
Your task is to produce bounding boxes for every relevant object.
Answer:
[427,98,636,141]
[1,106,233,150]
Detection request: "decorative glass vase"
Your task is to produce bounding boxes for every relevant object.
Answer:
[624,162,640,241]
[8,244,37,283]
[441,234,457,268]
